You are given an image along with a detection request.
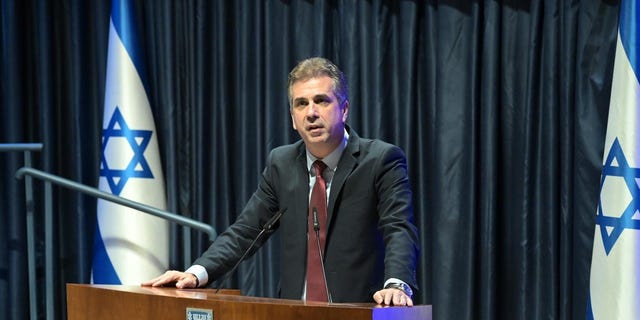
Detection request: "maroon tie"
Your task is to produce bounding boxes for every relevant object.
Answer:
[306,160,328,301]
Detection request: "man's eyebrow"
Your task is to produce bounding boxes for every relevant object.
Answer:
[313,93,331,100]
[293,93,333,104]
[293,97,308,104]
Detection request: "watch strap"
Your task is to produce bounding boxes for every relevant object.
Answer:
[384,282,413,297]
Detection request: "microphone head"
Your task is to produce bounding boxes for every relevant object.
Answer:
[312,207,320,231]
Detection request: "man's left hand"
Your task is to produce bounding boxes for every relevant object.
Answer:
[373,288,413,306]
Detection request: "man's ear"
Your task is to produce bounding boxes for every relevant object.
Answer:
[342,100,349,123]
[290,111,297,130]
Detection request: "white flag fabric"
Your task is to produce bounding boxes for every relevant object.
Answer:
[91,0,169,284]
[587,1,640,319]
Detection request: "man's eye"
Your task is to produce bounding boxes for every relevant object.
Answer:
[295,100,308,108]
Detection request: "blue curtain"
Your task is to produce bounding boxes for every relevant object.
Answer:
[0,0,618,319]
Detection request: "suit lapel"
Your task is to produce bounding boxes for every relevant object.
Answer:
[293,144,310,238]
[327,130,360,224]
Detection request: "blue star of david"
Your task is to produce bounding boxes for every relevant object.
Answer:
[100,107,154,195]
[596,137,640,255]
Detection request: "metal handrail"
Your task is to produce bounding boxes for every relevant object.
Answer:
[15,167,217,241]
[11,160,216,320]
[0,143,44,151]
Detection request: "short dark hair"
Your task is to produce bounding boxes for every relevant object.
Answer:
[287,57,348,109]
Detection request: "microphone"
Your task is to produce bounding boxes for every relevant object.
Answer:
[312,207,332,303]
[215,208,286,293]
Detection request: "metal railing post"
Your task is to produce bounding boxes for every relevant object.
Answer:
[44,180,54,319]
[23,151,38,320]
[1,143,44,320]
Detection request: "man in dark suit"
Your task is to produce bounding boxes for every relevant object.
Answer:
[144,57,419,306]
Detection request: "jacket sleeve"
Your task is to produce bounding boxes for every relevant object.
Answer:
[375,144,420,290]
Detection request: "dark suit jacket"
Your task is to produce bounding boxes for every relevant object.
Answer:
[193,127,419,303]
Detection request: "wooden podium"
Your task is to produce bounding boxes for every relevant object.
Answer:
[66,284,432,320]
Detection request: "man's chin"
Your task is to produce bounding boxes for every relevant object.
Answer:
[304,130,326,140]
[304,136,327,145]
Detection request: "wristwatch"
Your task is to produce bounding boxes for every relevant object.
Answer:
[384,282,413,297]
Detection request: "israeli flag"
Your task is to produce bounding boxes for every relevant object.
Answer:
[587,1,640,319]
[91,0,169,284]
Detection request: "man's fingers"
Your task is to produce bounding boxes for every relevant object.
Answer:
[176,276,195,289]
[141,270,182,287]
[141,277,158,286]
[373,292,383,304]
[406,296,414,307]
[141,274,167,287]
[372,288,413,306]
[394,293,413,306]
[384,291,393,305]
[394,294,403,305]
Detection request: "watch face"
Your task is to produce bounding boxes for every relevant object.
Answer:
[399,284,413,296]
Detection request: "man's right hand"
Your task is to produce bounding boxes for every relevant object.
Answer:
[141,270,198,289]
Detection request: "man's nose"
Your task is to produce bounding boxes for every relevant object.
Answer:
[306,104,319,117]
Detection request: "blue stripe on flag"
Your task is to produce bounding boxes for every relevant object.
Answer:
[586,295,594,320]
[111,0,148,89]
[92,223,121,284]
[619,0,638,83]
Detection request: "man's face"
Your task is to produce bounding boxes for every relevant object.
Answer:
[290,76,349,158]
